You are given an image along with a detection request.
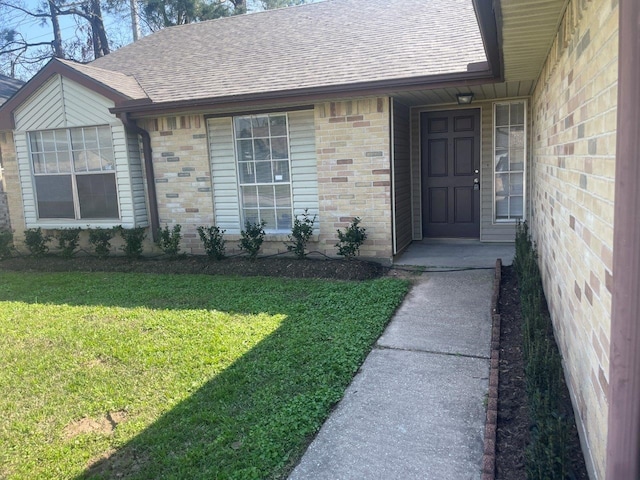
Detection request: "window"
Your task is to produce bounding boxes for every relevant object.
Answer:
[29,126,119,220]
[494,101,526,222]
[234,114,292,231]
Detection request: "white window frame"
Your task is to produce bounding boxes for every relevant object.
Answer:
[232,113,294,233]
[493,100,527,223]
[28,125,120,221]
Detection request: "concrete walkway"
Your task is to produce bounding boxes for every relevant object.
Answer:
[289,267,495,480]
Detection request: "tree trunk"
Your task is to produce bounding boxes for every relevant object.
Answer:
[48,0,64,58]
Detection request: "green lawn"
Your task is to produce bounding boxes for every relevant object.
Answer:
[0,271,409,480]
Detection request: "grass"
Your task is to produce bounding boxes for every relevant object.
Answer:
[0,271,409,480]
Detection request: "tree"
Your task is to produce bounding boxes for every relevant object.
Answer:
[139,0,245,31]
[0,0,112,78]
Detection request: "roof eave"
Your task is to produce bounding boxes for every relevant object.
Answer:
[0,58,140,130]
[111,68,499,118]
[472,0,504,80]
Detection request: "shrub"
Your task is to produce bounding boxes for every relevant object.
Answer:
[514,220,574,479]
[157,224,182,258]
[24,228,51,257]
[55,228,81,258]
[88,228,114,258]
[118,226,147,259]
[285,210,316,259]
[0,229,13,259]
[335,217,367,259]
[239,220,266,260]
[197,225,226,260]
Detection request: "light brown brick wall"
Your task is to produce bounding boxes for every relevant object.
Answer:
[315,97,393,260]
[530,0,618,477]
[145,100,393,260]
[0,131,25,241]
[142,115,215,254]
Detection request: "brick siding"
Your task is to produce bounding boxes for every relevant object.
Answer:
[530,0,618,477]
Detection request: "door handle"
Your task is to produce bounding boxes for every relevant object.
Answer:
[473,178,480,190]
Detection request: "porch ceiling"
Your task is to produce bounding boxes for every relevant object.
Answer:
[392,0,567,107]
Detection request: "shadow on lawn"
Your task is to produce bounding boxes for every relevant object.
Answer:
[72,309,380,479]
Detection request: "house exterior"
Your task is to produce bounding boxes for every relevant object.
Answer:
[0,0,637,478]
[0,74,25,229]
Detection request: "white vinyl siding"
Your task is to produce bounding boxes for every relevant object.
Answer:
[14,74,147,228]
[126,131,149,226]
[207,109,318,234]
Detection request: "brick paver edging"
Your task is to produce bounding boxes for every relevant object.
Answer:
[482,258,502,480]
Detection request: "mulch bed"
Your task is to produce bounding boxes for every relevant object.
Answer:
[0,253,386,281]
[495,264,589,479]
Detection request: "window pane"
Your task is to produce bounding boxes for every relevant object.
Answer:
[496,105,509,126]
[239,162,255,184]
[495,153,509,172]
[510,149,524,171]
[496,127,509,149]
[511,103,525,125]
[41,131,55,151]
[77,173,119,219]
[269,115,287,136]
[101,148,115,170]
[30,132,42,152]
[70,128,85,151]
[85,150,105,172]
[35,175,74,218]
[243,209,259,225]
[242,186,258,208]
[496,197,509,219]
[82,128,99,150]
[234,117,252,138]
[510,126,525,149]
[271,137,288,159]
[97,127,112,149]
[510,196,523,218]
[54,130,69,152]
[274,185,291,207]
[253,139,271,160]
[237,140,254,162]
[44,152,59,173]
[509,173,523,194]
[73,150,89,172]
[260,208,275,229]
[255,161,272,183]
[258,185,274,207]
[495,173,509,195]
[32,154,45,174]
[276,209,292,230]
[273,161,289,182]
[252,116,270,137]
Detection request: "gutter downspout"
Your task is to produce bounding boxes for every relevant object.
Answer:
[605,0,640,477]
[119,113,160,242]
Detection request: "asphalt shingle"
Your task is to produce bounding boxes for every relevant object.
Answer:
[86,0,486,104]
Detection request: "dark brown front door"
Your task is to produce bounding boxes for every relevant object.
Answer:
[421,109,480,238]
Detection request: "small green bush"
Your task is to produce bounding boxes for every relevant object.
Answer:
[335,217,367,259]
[0,229,13,259]
[118,226,147,259]
[24,228,51,257]
[285,210,316,259]
[197,225,226,260]
[239,220,266,260]
[157,224,182,258]
[515,220,574,479]
[88,228,114,258]
[55,228,81,258]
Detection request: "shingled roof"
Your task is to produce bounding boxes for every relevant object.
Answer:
[0,74,24,106]
[87,0,487,105]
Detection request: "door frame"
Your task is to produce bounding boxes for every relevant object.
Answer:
[419,107,482,239]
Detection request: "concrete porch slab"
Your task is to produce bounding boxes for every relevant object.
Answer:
[394,239,514,268]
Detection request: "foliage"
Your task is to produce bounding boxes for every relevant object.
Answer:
[239,220,266,260]
[285,209,316,259]
[24,227,51,257]
[88,227,114,258]
[117,226,147,259]
[0,229,13,259]
[55,228,81,258]
[0,271,409,479]
[335,217,367,259]
[156,224,182,258]
[197,225,226,260]
[514,221,574,479]
[141,0,245,30]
